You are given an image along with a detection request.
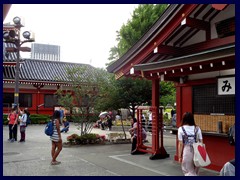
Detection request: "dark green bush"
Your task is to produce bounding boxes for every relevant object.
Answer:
[66,133,101,145]
[3,114,8,125]
[3,114,50,125]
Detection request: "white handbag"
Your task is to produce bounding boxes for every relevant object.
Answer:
[192,142,211,167]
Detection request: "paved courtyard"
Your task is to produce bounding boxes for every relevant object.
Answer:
[3,124,219,176]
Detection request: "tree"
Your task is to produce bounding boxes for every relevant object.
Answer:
[159,81,176,107]
[106,4,175,109]
[115,77,152,117]
[94,76,152,140]
[94,72,120,111]
[56,66,105,136]
[95,76,152,118]
[107,4,168,63]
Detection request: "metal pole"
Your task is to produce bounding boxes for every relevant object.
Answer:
[14,32,20,113]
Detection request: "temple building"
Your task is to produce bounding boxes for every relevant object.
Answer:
[107,4,235,171]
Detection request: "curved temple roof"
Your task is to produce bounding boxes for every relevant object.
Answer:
[3,58,98,84]
[107,4,235,80]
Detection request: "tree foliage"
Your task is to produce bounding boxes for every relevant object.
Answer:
[106,4,175,110]
[160,81,176,107]
[107,4,168,63]
[115,77,152,117]
[95,76,152,118]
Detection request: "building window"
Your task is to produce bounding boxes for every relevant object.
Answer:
[193,84,235,115]
[3,93,32,108]
[3,93,14,108]
[44,94,58,108]
[19,94,32,107]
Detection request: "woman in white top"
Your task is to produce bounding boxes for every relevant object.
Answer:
[178,112,203,176]
[19,109,27,142]
[50,110,62,165]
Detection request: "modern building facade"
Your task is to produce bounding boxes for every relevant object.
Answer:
[31,43,61,61]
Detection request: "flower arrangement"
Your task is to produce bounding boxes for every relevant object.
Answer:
[67,134,80,144]
[66,133,106,145]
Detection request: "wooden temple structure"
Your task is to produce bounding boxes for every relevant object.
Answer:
[107,4,235,171]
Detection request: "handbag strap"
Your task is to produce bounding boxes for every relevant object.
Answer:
[194,126,199,142]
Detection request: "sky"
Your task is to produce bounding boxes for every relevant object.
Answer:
[4,4,138,69]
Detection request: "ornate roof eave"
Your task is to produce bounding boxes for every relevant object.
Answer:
[134,44,235,80]
[3,61,24,66]
[107,4,234,79]
[107,4,197,74]
[3,79,71,86]
[3,4,12,21]
[134,44,235,72]
[3,24,17,31]
[3,79,98,87]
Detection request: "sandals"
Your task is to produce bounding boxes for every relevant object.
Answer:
[51,161,61,165]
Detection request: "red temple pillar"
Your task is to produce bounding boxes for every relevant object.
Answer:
[150,78,169,159]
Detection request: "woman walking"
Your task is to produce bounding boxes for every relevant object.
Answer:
[178,112,203,176]
[50,110,62,165]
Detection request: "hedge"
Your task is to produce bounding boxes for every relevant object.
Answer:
[3,114,50,125]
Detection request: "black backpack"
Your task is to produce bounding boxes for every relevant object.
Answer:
[26,112,31,127]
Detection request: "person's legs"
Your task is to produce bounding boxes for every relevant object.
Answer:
[20,131,23,141]
[131,136,137,153]
[21,126,26,141]
[182,145,197,176]
[20,126,24,141]
[9,124,13,140]
[51,141,57,162]
[65,127,69,132]
[52,141,62,163]
[13,125,17,141]
[23,130,25,141]
[61,127,68,133]
[101,123,105,130]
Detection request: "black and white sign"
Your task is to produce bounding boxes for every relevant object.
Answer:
[218,77,235,95]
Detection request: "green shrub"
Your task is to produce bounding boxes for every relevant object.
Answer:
[3,114,8,125]
[3,114,50,125]
[66,133,103,145]
[30,114,49,124]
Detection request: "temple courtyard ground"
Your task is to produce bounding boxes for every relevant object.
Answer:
[3,124,219,176]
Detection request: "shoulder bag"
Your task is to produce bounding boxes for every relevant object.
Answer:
[192,142,211,167]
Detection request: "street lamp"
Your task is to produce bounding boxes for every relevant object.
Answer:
[3,16,35,112]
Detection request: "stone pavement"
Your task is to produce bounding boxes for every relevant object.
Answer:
[3,123,219,176]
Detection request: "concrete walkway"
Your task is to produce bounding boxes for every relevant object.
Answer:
[3,123,219,176]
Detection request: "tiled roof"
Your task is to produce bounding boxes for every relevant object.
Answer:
[3,59,98,83]
[3,42,18,62]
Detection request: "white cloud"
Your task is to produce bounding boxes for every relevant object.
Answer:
[4,4,137,68]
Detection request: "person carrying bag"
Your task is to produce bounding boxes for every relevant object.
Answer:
[18,109,27,142]
[178,112,206,176]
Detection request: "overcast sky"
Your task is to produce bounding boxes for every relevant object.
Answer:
[4,4,138,69]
